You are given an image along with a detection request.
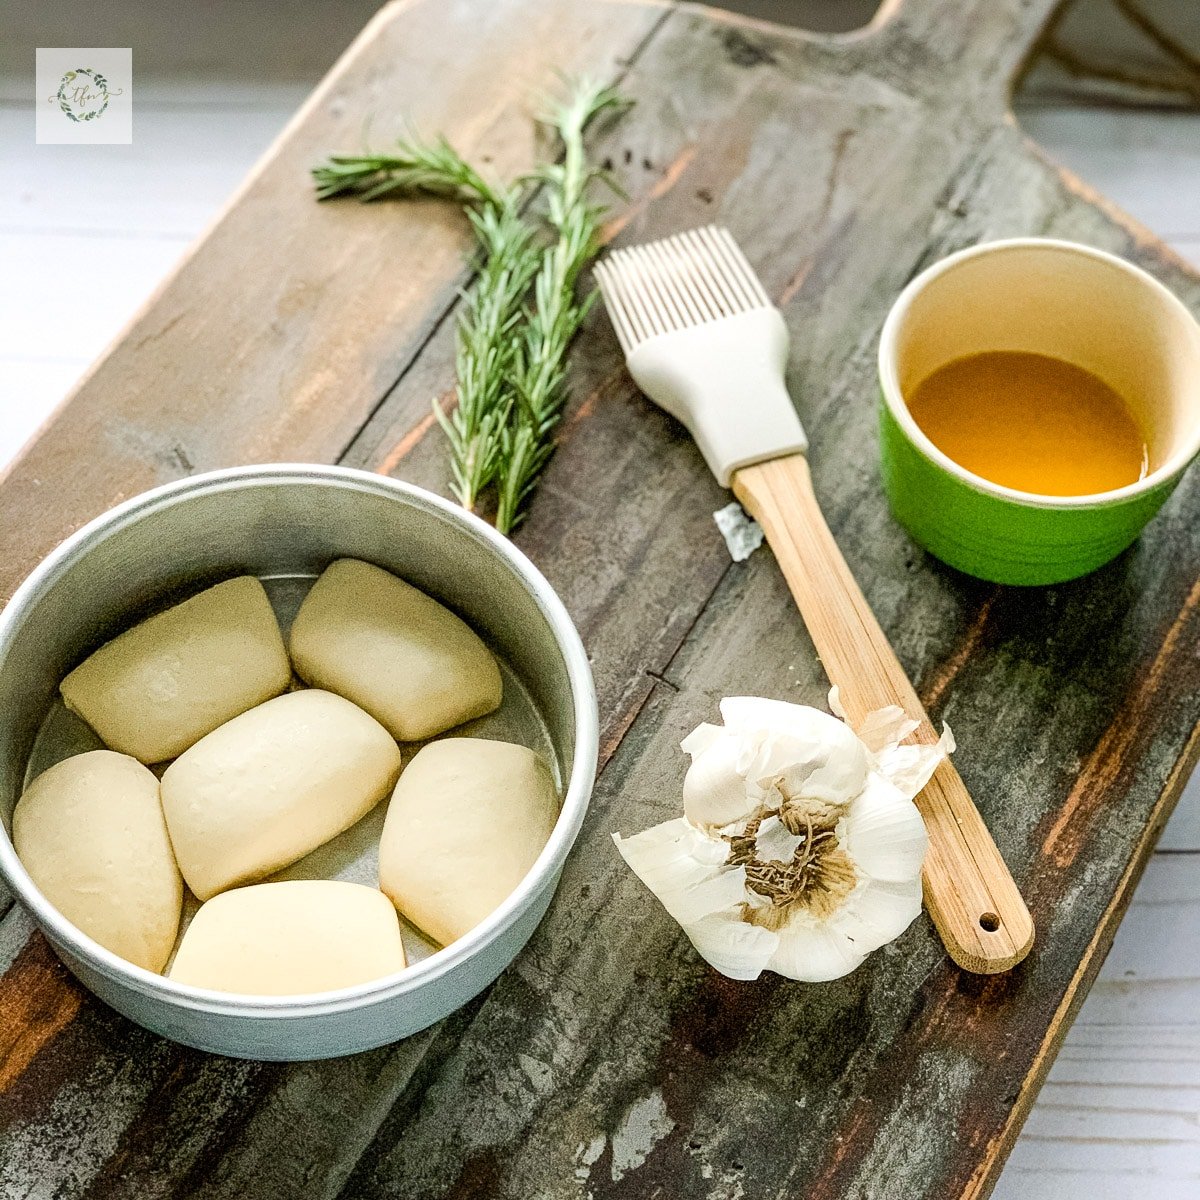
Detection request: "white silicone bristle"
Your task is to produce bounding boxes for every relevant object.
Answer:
[595,226,772,354]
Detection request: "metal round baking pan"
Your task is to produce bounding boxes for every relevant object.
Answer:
[0,465,599,1060]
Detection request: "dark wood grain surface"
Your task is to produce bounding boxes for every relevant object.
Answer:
[2,1,1199,1196]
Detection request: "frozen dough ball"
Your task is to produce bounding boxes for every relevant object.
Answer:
[60,575,291,763]
[289,558,502,743]
[13,750,182,972]
[169,880,406,995]
[378,738,559,946]
[160,689,402,900]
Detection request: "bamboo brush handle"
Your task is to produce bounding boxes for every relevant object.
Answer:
[732,454,1034,974]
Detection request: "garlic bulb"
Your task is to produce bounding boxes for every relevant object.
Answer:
[613,692,953,983]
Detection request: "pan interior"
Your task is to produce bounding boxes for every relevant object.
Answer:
[23,572,559,969]
[0,471,579,986]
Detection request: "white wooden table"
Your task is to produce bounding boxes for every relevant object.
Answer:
[2,6,1199,1195]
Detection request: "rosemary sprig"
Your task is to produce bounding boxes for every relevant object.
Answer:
[495,81,625,532]
[311,134,504,207]
[437,199,537,510]
[312,78,627,533]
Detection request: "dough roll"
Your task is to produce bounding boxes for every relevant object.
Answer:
[13,750,182,972]
[60,576,291,763]
[160,689,402,900]
[378,738,559,946]
[289,559,502,742]
[169,880,407,995]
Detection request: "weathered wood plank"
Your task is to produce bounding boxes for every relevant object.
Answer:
[3,1,1200,1198]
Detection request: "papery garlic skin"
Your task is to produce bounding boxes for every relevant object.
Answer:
[830,686,955,799]
[681,727,754,828]
[615,693,948,984]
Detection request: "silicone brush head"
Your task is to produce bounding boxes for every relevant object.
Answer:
[595,226,807,486]
[594,226,772,351]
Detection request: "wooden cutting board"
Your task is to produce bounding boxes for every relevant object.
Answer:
[2,1,1198,1196]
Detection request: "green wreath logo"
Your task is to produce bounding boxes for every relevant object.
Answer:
[49,68,121,123]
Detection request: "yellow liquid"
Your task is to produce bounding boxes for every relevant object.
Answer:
[906,350,1149,496]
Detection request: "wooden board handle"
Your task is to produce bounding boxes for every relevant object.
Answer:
[733,454,1034,974]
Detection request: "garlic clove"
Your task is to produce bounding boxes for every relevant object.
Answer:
[767,918,868,983]
[828,874,923,954]
[680,722,724,758]
[840,775,929,883]
[749,732,868,808]
[684,912,778,981]
[721,696,870,806]
[612,819,745,925]
[683,733,757,827]
[721,696,857,747]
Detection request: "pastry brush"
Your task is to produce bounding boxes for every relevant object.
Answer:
[595,225,1033,974]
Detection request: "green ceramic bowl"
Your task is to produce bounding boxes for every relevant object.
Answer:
[878,239,1200,586]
